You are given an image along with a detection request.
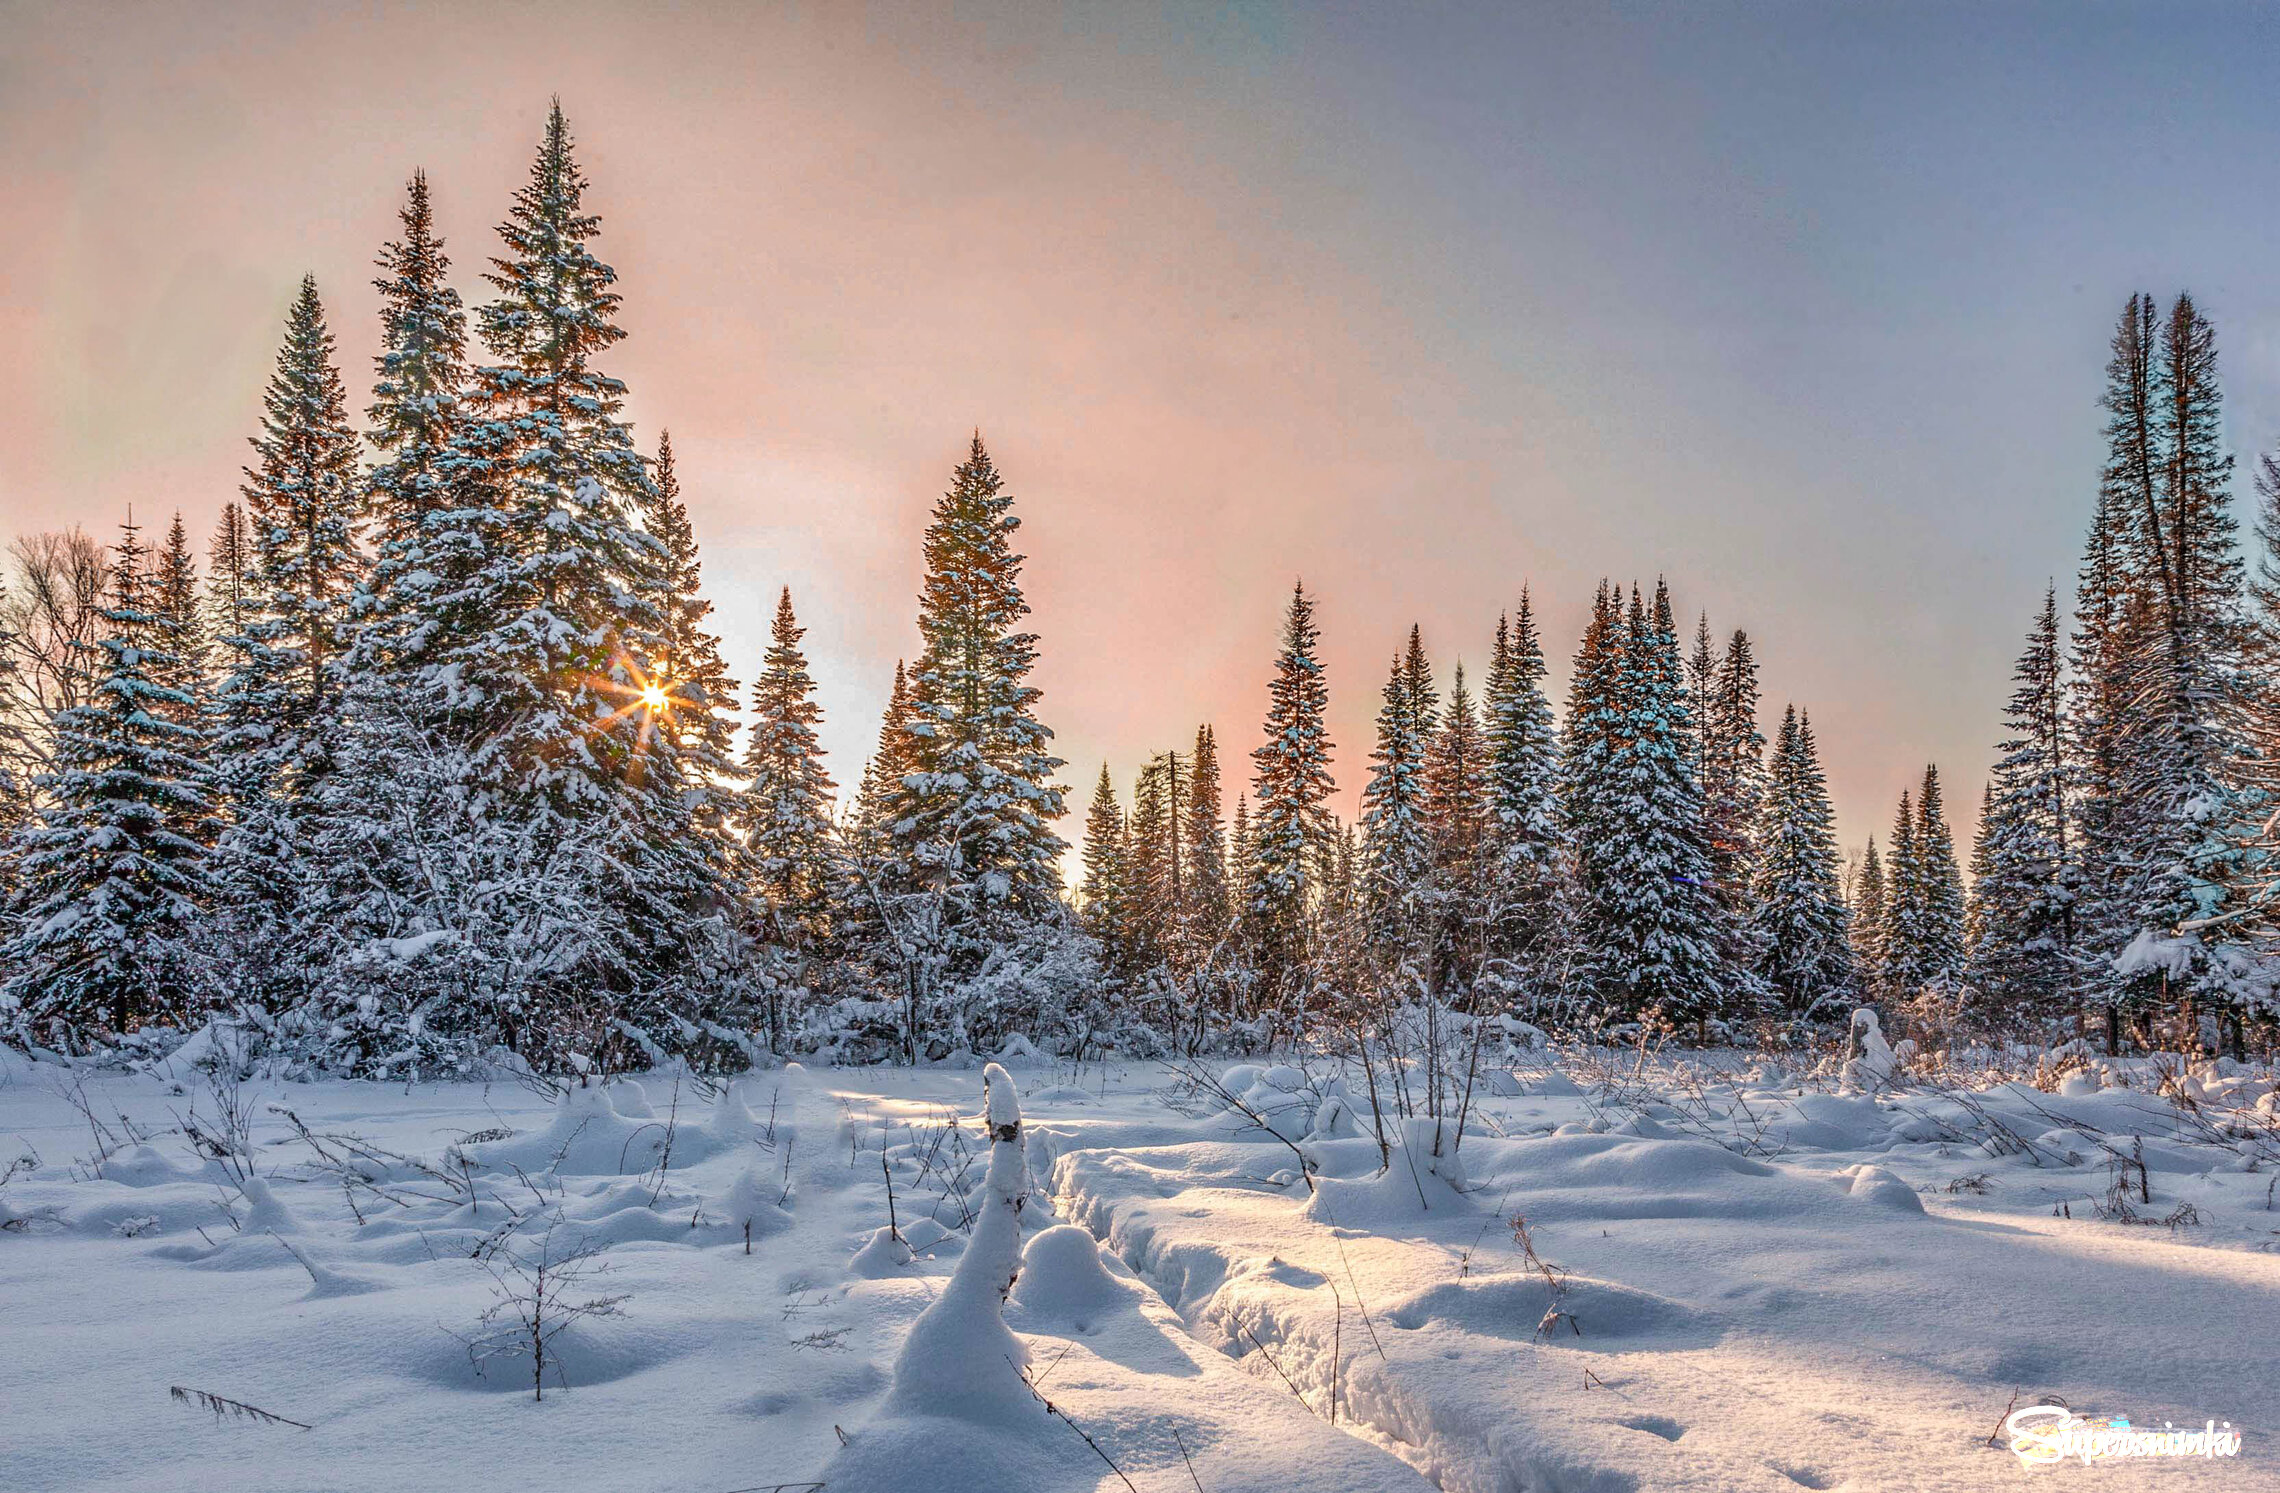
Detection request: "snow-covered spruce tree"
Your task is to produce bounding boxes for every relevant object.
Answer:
[1182,724,1229,950]
[205,502,257,662]
[284,175,487,1070]
[220,276,364,748]
[1748,707,1852,1016]
[1877,789,1922,1002]
[1421,660,1489,998]
[1849,836,1886,991]
[1228,792,1254,889]
[2239,453,2280,958]
[868,434,1069,1055]
[411,101,735,1063]
[643,433,740,783]
[1246,581,1336,1023]
[1686,612,1718,785]
[354,169,470,679]
[2067,311,2151,1042]
[1573,585,1727,1029]
[890,435,1068,908]
[148,514,208,735]
[1909,766,1967,1001]
[208,275,364,1012]
[1482,592,1567,1008]
[1965,588,2076,1021]
[1359,638,1431,960]
[741,586,838,1053]
[3,519,213,1041]
[2114,295,2258,1049]
[1561,583,1625,860]
[1129,749,1192,985]
[2066,293,2262,1052]
[851,659,917,849]
[1965,781,1996,958]
[1078,763,1130,966]
[1702,628,1768,969]
[2251,450,2280,747]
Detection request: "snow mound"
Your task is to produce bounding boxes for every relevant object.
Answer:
[1774,1092,1892,1151]
[721,1163,794,1244]
[237,1176,298,1233]
[1215,1065,1316,1141]
[454,1083,736,1176]
[848,1225,913,1276]
[100,1144,202,1187]
[1836,1164,1926,1213]
[1011,1224,1132,1319]
[1306,1121,1471,1226]
[822,1414,1068,1493]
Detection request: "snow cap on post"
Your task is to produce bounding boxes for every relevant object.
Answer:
[984,1061,1022,1143]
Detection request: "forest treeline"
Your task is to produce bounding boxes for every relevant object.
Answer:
[1,107,2273,1074]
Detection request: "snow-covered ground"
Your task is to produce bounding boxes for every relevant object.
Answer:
[3,1042,2275,1492]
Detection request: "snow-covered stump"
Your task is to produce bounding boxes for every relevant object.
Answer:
[825,1063,1068,1492]
[1840,1008,1899,1094]
[876,1062,1033,1419]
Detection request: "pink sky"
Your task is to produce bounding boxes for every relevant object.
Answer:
[14,2,2238,862]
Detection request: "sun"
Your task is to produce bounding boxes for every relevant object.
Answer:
[639,681,671,712]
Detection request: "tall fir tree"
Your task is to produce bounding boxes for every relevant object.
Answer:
[1247,581,1336,1012]
[1482,592,1566,1001]
[1965,780,1997,954]
[218,275,363,762]
[1125,752,1179,976]
[2068,296,2161,1037]
[210,276,365,1007]
[1229,792,1256,916]
[1572,584,1725,1024]
[148,513,208,736]
[1914,766,1968,990]
[3,519,213,1037]
[888,434,1068,938]
[358,168,471,675]
[1883,767,1966,1000]
[1079,765,1130,965]
[1877,790,1923,999]
[416,101,732,1053]
[206,502,257,663]
[1701,629,1767,946]
[1562,582,1626,858]
[2116,294,2256,1037]
[1359,641,1432,952]
[742,588,837,943]
[1685,612,1718,785]
[1850,836,1886,989]
[1421,661,1489,995]
[1748,707,1852,1013]
[1966,588,2076,1017]
[644,433,739,767]
[1181,725,1229,949]
[854,660,917,845]
[440,101,675,781]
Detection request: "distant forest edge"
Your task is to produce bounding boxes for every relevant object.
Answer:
[1,105,2274,1076]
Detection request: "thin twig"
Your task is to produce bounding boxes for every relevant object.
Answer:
[1010,1353,1139,1493]
[169,1385,310,1430]
[1172,1426,1207,1492]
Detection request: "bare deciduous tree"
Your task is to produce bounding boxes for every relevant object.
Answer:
[0,528,112,804]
